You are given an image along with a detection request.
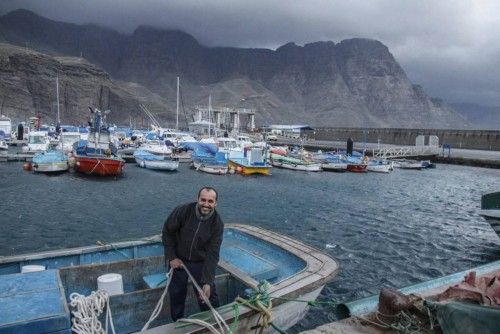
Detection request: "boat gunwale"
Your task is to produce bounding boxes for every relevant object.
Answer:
[0,225,339,334]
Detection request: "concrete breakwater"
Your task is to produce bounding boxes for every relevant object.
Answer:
[313,128,500,151]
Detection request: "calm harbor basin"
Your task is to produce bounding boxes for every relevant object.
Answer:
[1,162,499,332]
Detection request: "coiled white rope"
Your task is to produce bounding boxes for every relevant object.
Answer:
[70,290,116,334]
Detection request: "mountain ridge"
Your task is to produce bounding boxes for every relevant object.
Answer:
[0,9,469,128]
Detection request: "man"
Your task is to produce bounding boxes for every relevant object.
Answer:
[162,187,224,321]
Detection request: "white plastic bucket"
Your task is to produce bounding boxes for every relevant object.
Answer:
[97,273,124,296]
[21,265,46,273]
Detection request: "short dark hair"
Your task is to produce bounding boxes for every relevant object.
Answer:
[198,187,218,200]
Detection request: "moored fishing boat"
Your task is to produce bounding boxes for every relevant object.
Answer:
[32,150,69,173]
[74,108,125,176]
[479,191,500,237]
[367,160,392,173]
[133,149,179,171]
[192,160,228,175]
[314,260,500,334]
[392,159,423,170]
[0,224,339,334]
[270,153,322,172]
[228,147,272,175]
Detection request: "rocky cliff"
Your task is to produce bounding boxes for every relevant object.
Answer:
[0,43,171,126]
[0,9,468,128]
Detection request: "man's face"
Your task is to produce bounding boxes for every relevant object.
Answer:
[197,189,217,215]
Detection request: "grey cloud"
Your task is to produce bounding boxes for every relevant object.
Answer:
[1,0,499,105]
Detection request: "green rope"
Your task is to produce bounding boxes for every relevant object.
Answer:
[230,302,240,333]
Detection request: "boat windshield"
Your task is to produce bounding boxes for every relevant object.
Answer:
[61,135,80,143]
[28,136,46,144]
[219,140,238,149]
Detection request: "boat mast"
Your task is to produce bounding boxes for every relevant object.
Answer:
[56,74,60,125]
[56,74,63,152]
[176,77,179,131]
[208,95,211,137]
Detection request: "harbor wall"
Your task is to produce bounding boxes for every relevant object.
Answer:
[313,128,500,151]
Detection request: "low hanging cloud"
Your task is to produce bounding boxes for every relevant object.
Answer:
[1,0,499,106]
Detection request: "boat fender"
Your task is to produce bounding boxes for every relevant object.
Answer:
[229,167,235,174]
[68,156,76,168]
[23,162,32,171]
[140,161,145,168]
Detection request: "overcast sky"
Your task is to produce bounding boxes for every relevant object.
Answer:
[1,0,500,106]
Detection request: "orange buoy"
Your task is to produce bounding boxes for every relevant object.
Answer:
[236,166,243,173]
[23,162,32,171]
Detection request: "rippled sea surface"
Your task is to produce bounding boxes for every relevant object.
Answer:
[1,162,499,332]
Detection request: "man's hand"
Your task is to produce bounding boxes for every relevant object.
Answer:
[199,284,211,302]
[169,258,183,269]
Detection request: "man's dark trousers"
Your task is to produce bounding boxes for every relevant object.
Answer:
[169,261,220,321]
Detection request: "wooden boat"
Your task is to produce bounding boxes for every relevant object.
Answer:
[0,224,339,334]
[228,148,272,175]
[192,160,228,175]
[134,149,179,171]
[480,191,500,237]
[311,260,500,334]
[270,153,322,172]
[32,150,69,173]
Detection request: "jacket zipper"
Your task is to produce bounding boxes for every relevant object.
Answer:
[188,221,202,260]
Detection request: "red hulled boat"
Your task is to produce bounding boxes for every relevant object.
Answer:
[346,163,368,173]
[75,155,124,176]
[74,107,125,176]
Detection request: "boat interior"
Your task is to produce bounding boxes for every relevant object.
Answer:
[0,227,309,333]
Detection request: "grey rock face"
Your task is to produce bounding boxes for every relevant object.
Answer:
[0,43,170,126]
[0,9,468,128]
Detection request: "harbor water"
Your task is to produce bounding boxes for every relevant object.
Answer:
[1,162,499,332]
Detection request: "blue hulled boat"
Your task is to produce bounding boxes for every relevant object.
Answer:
[0,225,338,334]
[32,150,69,173]
[133,149,179,171]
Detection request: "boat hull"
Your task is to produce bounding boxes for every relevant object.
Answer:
[228,159,271,175]
[192,160,228,174]
[346,164,368,173]
[481,192,500,237]
[271,159,322,172]
[322,162,347,172]
[136,157,179,171]
[367,164,391,173]
[75,156,125,176]
[33,162,69,173]
[480,209,500,237]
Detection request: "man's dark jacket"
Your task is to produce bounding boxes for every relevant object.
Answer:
[162,202,224,285]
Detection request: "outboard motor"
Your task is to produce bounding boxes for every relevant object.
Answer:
[17,123,24,140]
[347,137,353,156]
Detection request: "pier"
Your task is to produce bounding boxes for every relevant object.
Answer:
[0,153,33,162]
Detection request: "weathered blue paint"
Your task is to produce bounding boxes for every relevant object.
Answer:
[0,270,70,334]
[222,229,306,282]
[0,228,308,333]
